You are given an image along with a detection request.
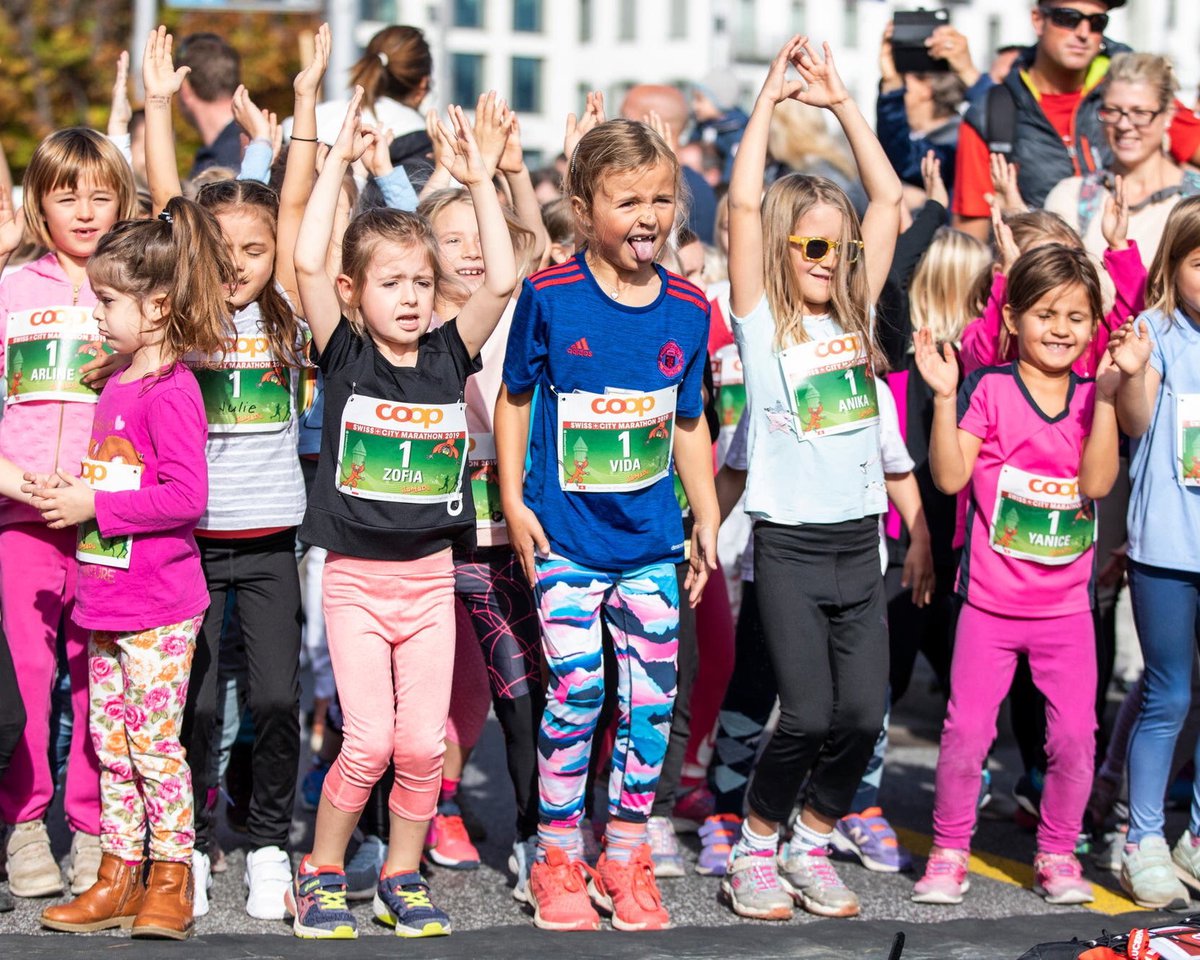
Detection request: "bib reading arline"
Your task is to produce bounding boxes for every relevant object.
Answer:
[468,432,504,527]
[779,334,879,438]
[5,307,110,404]
[188,336,292,433]
[989,465,1095,566]
[1177,394,1200,487]
[76,459,143,569]
[556,386,677,492]
[336,394,467,503]
[714,343,746,429]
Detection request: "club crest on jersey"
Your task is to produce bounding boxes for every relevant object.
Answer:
[658,340,684,378]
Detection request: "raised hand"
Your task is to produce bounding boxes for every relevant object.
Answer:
[499,110,526,175]
[990,198,1020,273]
[361,125,395,178]
[108,51,133,137]
[472,91,513,179]
[1094,347,1121,401]
[142,25,190,102]
[922,149,948,209]
[644,109,678,153]
[437,105,487,187]
[294,22,331,99]
[564,90,605,163]
[914,327,960,400]
[988,153,1027,214]
[790,40,851,110]
[1107,317,1153,376]
[330,87,376,165]
[232,85,277,144]
[427,106,455,175]
[0,189,25,261]
[1101,174,1130,252]
[758,36,807,105]
[879,23,902,91]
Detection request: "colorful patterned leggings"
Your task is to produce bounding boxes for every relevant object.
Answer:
[89,616,203,863]
[533,554,679,826]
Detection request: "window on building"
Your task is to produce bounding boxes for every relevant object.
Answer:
[511,57,544,113]
[360,0,397,21]
[669,0,688,39]
[579,0,593,42]
[451,53,484,107]
[513,0,542,32]
[453,0,483,28]
[789,0,806,33]
[619,0,636,41]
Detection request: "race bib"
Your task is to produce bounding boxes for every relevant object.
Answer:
[468,432,504,528]
[556,386,677,492]
[4,307,109,404]
[713,343,745,429]
[336,395,467,507]
[779,333,879,438]
[1178,394,1200,486]
[188,335,292,433]
[989,465,1095,566]
[76,458,142,569]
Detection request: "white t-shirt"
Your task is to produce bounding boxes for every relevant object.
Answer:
[284,97,426,147]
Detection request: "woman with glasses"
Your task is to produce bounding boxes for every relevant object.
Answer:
[1045,53,1200,268]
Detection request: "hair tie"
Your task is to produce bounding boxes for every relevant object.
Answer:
[158,210,173,225]
[378,51,389,68]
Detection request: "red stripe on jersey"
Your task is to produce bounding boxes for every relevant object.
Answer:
[667,288,708,312]
[529,261,582,283]
[533,273,586,290]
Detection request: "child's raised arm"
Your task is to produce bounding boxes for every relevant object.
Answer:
[914,327,980,494]
[142,26,188,214]
[499,115,549,269]
[1109,317,1159,438]
[1080,352,1122,500]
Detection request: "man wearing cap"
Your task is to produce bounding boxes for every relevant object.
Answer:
[952,0,1200,239]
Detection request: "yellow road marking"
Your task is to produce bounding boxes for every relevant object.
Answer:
[895,827,1145,916]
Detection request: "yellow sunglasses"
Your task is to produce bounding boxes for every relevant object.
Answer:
[787,236,864,264]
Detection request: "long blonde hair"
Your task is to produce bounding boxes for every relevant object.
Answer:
[1147,195,1200,322]
[762,174,880,367]
[910,228,992,345]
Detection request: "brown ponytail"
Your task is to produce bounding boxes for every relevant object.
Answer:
[349,26,432,114]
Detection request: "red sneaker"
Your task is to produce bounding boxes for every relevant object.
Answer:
[528,847,600,932]
[590,845,671,932]
[425,814,480,870]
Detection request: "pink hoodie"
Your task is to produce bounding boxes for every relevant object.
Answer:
[0,252,99,527]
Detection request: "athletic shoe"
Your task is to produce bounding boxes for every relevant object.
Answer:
[1013,770,1044,820]
[579,818,601,866]
[672,785,715,833]
[777,844,860,917]
[191,850,213,918]
[244,845,292,920]
[647,816,685,878]
[527,846,600,931]
[66,831,102,895]
[696,814,741,876]
[285,868,357,939]
[719,849,793,920]
[590,845,671,931]
[833,807,912,873]
[1174,830,1200,894]
[977,768,993,812]
[373,871,451,937]
[425,814,480,870]
[5,820,64,898]
[1033,852,1094,905]
[508,836,538,903]
[345,835,387,901]
[300,762,329,812]
[911,848,970,905]
[1120,837,1189,910]
[454,793,488,843]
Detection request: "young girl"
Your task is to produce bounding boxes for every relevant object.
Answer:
[34,195,232,938]
[141,27,308,917]
[286,90,515,939]
[0,127,137,900]
[719,37,901,921]
[911,243,1125,906]
[495,116,717,931]
[1110,195,1200,910]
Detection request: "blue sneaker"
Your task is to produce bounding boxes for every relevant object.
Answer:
[373,871,451,937]
[832,807,912,873]
[345,835,387,901]
[301,761,330,812]
[285,866,358,939]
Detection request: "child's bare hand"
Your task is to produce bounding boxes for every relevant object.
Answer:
[685,522,718,608]
[988,153,1027,214]
[294,22,331,99]
[437,105,487,187]
[914,327,959,400]
[499,110,526,175]
[790,40,851,109]
[505,503,550,584]
[564,91,605,163]
[108,51,133,136]
[79,349,127,389]
[330,87,376,164]
[361,125,395,178]
[1102,174,1130,252]
[0,189,25,260]
[142,26,190,102]
[990,198,1020,273]
[1094,348,1121,401]
[473,91,512,179]
[902,535,936,608]
[35,470,96,529]
[1108,317,1153,376]
[921,150,948,208]
[232,85,276,144]
[758,36,808,106]
[644,110,677,153]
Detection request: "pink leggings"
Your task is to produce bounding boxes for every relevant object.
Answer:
[0,523,99,832]
[933,603,1096,854]
[321,550,455,821]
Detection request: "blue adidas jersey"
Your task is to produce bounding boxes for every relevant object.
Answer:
[502,253,710,570]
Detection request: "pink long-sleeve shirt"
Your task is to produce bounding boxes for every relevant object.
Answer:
[72,363,210,633]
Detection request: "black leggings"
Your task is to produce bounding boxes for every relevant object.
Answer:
[0,622,25,780]
[748,519,888,824]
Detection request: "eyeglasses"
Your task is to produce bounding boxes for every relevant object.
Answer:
[1097,105,1164,128]
[787,236,863,264]
[1038,6,1110,35]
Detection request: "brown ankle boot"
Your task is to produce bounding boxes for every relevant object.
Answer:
[132,860,194,940]
[40,853,144,932]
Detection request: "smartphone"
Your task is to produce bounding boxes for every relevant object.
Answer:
[892,8,952,74]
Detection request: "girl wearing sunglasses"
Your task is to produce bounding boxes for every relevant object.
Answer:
[719,36,903,920]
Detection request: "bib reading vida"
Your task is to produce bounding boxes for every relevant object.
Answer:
[5,307,110,404]
[989,465,1095,566]
[337,394,467,508]
[188,335,292,433]
[468,432,504,528]
[713,343,745,429]
[557,386,677,492]
[1177,394,1200,486]
[779,333,879,439]
[76,458,142,569]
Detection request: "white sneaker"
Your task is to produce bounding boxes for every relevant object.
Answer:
[193,850,213,917]
[244,845,291,919]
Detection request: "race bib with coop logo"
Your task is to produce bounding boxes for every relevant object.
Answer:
[188,335,292,433]
[556,386,677,492]
[76,458,143,569]
[336,395,467,508]
[779,333,879,439]
[468,432,504,528]
[1177,394,1200,487]
[713,343,745,430]
[988,465,1095,566]
[4,307,111,404]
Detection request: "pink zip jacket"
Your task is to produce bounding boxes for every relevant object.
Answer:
[960,241,1148,378]
[0,252,99,528]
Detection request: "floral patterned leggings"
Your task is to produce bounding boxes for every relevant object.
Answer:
[89,616,203,863]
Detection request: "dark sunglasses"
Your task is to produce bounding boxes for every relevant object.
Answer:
[787,236,863,264]
[1039,6,1110,34]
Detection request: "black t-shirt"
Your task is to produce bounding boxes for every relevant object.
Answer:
[299,317,482,561]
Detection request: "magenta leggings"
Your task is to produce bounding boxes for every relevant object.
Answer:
[933,603,1096,854]
[0,523,99,832]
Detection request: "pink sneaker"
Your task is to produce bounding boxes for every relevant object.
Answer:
[1033,852,1094,905]
[911,848,970,904]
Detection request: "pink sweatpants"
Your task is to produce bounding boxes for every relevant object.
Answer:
[321,549,455,821]
[933,603,1096,854]
[0,523,100,832]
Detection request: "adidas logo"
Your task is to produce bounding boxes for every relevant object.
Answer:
[567,338,593,357]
